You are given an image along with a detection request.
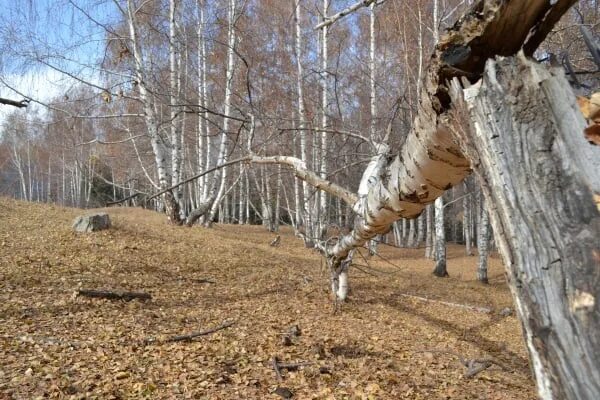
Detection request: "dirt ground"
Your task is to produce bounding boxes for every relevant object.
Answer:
[0,197,536,399]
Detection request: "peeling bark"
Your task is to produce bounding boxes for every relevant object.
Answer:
[449,54,600,400]
[326,0,577,280]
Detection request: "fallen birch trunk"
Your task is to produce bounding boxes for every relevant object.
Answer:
[326,0,578,279]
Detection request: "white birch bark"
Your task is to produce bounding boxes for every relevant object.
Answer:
[463,181,474,255]
[319,0,329,238]
[430,0,446,273]
[325,0,574,287]
[432,196,447,276]
[367,2,379,255]
[196,0,212,203]
[206,0,236,225]
[295,0,315,245]
[369,2,376,139]
[238,163,245,224]
[169,0,183,214]
[477,207,489,283]
[416,213,425,245]
[407,219,416,248]
[275,164,281,231]
[123,0,180,222]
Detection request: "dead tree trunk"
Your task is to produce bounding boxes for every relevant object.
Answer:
[449,54,600,400]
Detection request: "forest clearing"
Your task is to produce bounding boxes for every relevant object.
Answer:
[0,197,533,399]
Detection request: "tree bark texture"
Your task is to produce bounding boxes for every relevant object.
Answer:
[449,54,600,400]
[327,0,577,272]
[326,0,574,269]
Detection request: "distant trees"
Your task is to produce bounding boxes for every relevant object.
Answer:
[1,1,599,399]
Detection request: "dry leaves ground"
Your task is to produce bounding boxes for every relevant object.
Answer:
[0,197,535,399]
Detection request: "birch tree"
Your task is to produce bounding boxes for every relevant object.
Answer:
[319,0,330,239]
[477,206,489,284]
[294,0,317,246]
[430,0,447,276]
[206,0,237,225]
[120,0,182,223]
[318,1,599,398]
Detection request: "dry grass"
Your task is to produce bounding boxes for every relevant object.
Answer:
[0,197,535,399]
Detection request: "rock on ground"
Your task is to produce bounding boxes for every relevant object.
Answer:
[72,213,111,232]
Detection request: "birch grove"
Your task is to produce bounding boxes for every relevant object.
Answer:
[1,1,599,398]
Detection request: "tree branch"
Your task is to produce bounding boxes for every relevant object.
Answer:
[314,0,387,30]
[148,154,358,208]
[0,97,29,108]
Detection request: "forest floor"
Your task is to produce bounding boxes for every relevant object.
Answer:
[0,197,536,399]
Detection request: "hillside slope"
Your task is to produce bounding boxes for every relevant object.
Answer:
[0,198,534,399]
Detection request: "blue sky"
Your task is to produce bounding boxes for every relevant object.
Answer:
[0,0,119,126]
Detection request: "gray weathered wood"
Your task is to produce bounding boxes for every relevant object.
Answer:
[449,54,600,400]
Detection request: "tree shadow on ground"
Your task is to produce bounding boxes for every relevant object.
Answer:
[363,291,531,376]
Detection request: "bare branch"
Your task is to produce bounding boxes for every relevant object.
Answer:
[315,0,387,30]
[0,97,30,108]
[75,134,146,146]
[148,154,358,208]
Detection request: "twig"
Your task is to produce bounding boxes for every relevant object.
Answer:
[106,192,142,206]
[147,156,251,201]
[270,235,281,247]
[272,356,283,381]
[314,0,388,30]
[76,134,145,146]
[414,350,503,378]
[399,293,492,314]
[190,278,216,284]
[77,289,151,301]
[277,361,313,370]
[166,321,235,343]
[464,359,494,378]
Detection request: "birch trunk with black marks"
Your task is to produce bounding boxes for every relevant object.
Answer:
[463,183,474,256]
[124,0,180,223]
[477,208,489,284]
[196,0,211,211]
[186,0,236,227]
[432,196,448,277]
[425,205,434,258]
[295,1,315,245]
[448,53,600,400]
[206,0,236,226]
[367,1,379,255]
[407,219,416,248]
[319,0,330,239]
[326,0,578,294]
[169,0,184,220]
[416,213,425,245]
[238,164,245,225]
